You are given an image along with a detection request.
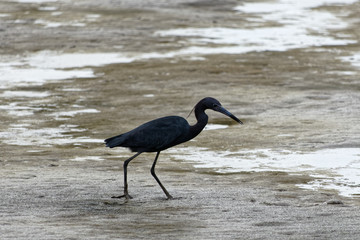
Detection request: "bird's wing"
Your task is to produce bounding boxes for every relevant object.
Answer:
[122,116,189,152]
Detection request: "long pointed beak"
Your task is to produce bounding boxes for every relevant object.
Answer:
[214,106,243,124]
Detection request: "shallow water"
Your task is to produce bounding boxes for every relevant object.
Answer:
[157,0,356,55]
[168,147,360,197]
[2,1,360,239]
[1,0,360,200]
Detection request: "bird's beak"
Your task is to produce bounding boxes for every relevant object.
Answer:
[214,106,243,124]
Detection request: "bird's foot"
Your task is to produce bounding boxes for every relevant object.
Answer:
[166,195,174,200]
[111,194,133,199]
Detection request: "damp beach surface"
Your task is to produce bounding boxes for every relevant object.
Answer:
[1,0,360,239]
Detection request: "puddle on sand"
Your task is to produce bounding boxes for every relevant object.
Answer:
[204,124,229,131]
[0,51,126,147]
[156,0,356,56]
[0,123,103,147]
[50,108,100,121]
[0,50,147,149]
[34,13,101,28]
[71,156,104,162]
[0,90,50,98]
[168,147,360,198]
[8,0,59,3]
[0,65,94,89]
[0,51,136,89]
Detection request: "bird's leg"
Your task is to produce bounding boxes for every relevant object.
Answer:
[112,152,142,199]
[150,151,173,200]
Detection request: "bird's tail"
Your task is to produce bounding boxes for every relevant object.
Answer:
[104,134,125,148]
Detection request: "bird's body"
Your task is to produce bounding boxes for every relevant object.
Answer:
[105,97,242,200]
[105,116,191,152]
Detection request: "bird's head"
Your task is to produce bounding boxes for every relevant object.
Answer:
[201,97,243,124]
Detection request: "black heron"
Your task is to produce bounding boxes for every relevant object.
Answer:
[105,97,242,199]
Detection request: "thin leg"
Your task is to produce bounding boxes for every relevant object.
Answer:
[151,151,173,200]
[112,152,142,199]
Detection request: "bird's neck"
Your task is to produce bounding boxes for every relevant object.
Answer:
[188,107,208,139]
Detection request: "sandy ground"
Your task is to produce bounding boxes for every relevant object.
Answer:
[1,0,360,239]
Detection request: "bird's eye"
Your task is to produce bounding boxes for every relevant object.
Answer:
[212,103,218,108]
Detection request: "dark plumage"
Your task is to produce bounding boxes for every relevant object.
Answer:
[105,97,242,199]
[105,116,189,152]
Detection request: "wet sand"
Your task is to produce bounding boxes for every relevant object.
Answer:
[1,0,360,239]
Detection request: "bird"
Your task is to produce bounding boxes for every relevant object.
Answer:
[105,97,243,200]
